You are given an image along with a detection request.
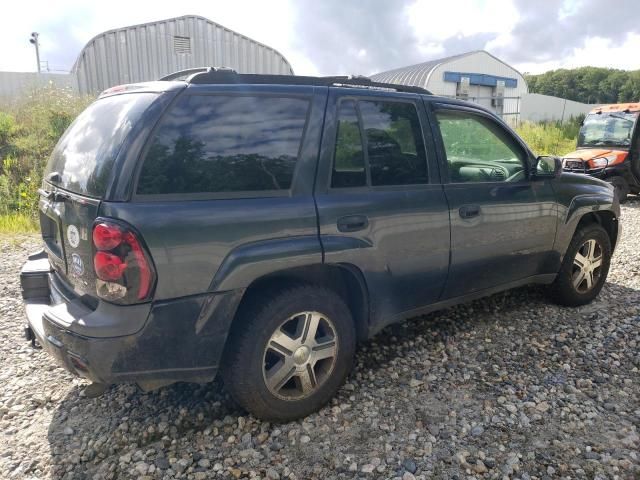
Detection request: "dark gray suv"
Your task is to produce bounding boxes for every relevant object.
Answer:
[21,68,620,421]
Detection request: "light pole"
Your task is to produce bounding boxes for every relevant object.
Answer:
[29,32,41,73]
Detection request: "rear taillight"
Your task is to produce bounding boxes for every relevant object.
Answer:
[92,219,156,303]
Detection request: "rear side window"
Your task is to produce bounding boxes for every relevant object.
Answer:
[137,95,310,195]
[45,93,157,198]
[330,99,428,188]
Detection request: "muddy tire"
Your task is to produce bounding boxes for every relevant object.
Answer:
[223,285,356,421]
[550,223,611,307]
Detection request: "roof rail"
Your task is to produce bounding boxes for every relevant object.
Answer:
[158,67,432,95]
[158,68,213,81]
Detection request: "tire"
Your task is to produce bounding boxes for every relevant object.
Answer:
[550,223,612,307]
[609,176,629,204]
[222,284,356,421]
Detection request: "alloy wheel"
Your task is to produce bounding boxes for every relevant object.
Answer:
[572,238,603,294]
[262,311,338,400]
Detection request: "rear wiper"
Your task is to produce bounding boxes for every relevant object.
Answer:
[38,188,69,202]
[608,113,634,123]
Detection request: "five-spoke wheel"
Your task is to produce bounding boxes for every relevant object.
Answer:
[263,312,338,400]
[571,238,604,294]
[551,223,612,306]
[223,285,355,421]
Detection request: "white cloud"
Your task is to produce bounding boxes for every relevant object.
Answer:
[515,33,640,74]
[407,0,519,46]
[0,0,637,76]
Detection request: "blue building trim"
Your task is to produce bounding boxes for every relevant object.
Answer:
[443,71,518,88]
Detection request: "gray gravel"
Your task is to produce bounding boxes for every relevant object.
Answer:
[1,201,639,480]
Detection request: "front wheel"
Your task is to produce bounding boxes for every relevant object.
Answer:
[223,285,356,421]
[550,223,612,306]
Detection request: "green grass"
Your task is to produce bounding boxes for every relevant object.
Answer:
[515,120,579,156]
[0,213,39,233]
[0,86,93,233]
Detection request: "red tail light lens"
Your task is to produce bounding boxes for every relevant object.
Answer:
[123,231,152,299]
[92,219,156,304]
[94,251,127,281]
[93,223,123,250]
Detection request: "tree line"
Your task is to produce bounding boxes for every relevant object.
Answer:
[525,67,640,105]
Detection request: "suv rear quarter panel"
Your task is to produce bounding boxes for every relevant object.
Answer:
[102,85,330,300]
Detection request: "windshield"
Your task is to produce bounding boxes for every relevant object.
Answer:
[45,93,157,197]
[578,111,638,149]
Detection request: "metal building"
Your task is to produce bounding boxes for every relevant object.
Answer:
[71,15,294,95]
[371,50,528,123]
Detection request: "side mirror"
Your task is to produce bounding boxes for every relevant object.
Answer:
[532,155,562,179]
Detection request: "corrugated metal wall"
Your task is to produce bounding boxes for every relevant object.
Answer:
[428,52,528,99]
[0,72,76,99]
[72,15,294,95]
[429,52,527,123]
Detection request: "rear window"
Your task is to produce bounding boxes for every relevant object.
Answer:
[45,93,157,198]
[136,95,310,196]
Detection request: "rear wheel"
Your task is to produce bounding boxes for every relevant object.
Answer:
[223,285,356,421]
[609,176,629,203]
[550,223,611,306]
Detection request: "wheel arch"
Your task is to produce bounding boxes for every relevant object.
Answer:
[228,263,371,343]
[575,210,619,250]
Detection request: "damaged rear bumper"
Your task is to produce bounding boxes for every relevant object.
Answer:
[21,250,243,388]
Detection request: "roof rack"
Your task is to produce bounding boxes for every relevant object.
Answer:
[158,67,432,95]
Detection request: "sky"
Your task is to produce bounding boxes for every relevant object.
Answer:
[1,0,639,77]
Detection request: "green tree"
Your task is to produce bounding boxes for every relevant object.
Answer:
[526,67,640,104]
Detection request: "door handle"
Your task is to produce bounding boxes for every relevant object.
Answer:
[337,215,369,232]
[459,205,481,219]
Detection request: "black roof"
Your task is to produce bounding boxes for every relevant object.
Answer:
[159,67,432,95]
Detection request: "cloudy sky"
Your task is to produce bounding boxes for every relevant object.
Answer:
[1,0,639,76]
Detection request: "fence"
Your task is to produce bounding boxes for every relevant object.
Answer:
[0,71,76,100]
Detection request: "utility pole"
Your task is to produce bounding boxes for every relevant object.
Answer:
[29,32,41,73]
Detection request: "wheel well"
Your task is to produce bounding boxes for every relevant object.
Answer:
[232,264,370,342]
[576,211,619,249]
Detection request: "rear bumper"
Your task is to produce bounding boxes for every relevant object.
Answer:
[21,250,243,387]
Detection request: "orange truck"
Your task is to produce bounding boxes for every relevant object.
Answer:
[562,102,640,202]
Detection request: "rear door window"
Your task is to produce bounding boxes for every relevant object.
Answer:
[137,95,310,195]
[332,100,366,188]
[330,98,429,188]
[45,93,157,198]
[360,100,428,186]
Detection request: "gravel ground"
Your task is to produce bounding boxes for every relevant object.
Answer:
[1,201,639,480]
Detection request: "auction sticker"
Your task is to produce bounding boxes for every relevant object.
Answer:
[67,225,80,248]
[71,253,84,276]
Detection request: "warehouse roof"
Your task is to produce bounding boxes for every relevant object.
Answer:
[71,15,294,75]
[370,50,523,89]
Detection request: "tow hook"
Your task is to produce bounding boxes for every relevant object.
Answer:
[24,325,39,348]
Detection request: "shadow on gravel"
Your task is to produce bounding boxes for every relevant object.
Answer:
[45,279,639,476]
